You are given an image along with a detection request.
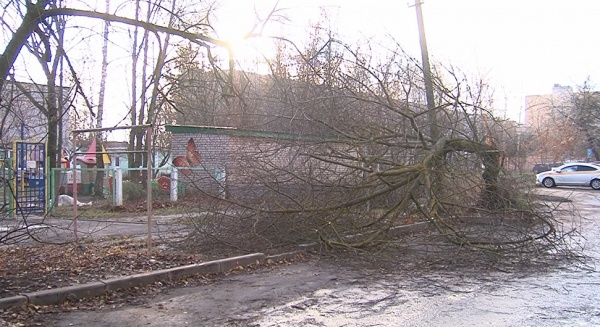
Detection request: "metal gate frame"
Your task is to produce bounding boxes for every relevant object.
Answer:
[0,148,11,212]
[12,140,47,216]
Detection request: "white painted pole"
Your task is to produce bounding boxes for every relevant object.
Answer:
[115,166,123,206]
[218,168,226,199]
[170,167,178,202]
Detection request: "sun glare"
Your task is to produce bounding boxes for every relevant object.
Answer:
[221,32,248,54]
[211,1,282,72]
[214,1,257,51]
[214,13,269,69]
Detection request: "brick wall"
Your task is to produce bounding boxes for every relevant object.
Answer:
[170,129,358,203]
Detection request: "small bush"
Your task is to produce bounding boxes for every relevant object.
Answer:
[123,181,146,201]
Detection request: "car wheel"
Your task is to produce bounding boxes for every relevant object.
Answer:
[542,177,556,188]
[591,179,600,190]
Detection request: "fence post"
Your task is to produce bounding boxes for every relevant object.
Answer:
[115,167,123,206]
[170,167,178,202]
[216,167,226,199]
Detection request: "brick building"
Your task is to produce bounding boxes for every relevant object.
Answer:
[524,84,572,131]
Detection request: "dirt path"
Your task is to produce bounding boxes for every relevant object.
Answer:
[0,214,189,245]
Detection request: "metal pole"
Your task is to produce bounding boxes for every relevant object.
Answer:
[146,125,153,251]
[72,124,152,134]
[72,134,78,243]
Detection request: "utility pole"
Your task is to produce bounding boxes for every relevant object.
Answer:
[413,0,439,141]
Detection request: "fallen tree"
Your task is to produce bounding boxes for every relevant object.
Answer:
[169,35,569,259]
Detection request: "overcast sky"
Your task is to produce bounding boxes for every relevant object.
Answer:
[8,0,597,140]
[213,0,600,122]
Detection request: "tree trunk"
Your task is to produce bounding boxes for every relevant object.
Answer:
[422,138,501,209]
[93,0,110,197]
[444,139,502,209]
[0,1,50,92]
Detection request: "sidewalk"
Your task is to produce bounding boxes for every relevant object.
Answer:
[0,250,310,309]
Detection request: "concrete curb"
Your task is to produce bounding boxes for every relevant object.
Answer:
[0,222,426,309]
[0,253,271,309]
[0,295,27,309]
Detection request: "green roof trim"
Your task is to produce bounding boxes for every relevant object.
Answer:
[165,125,351,142]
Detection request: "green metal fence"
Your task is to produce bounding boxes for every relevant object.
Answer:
[48,167,187,210]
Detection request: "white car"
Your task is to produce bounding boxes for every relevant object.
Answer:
[536,163,600,190]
